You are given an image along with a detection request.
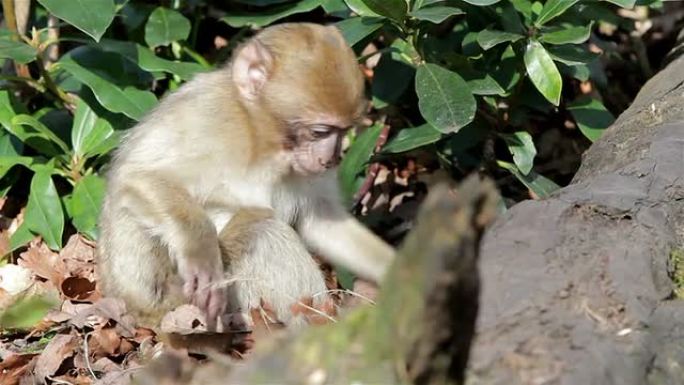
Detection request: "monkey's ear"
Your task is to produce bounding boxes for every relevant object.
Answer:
[232,40,274,101]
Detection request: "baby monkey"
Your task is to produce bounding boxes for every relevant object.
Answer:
[96,23,395,329]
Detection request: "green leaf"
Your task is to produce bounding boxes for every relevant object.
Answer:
[540,22,592,45]
[144,7,191,48]
[10,222,34,251]
[462,0,500,5]
[372,53,414,108]
[535,0,579,26]
[95,40,205,80]
[383,124,442,153]
[0,295,57,330]
[497,160,560,199]
[410,5,463,23]
[359,0,408,22]
[603,0,635,8]
[547,44,599,65]
[339,124,383,203]
[568,96,614,142]
[0,90,22,131]
[24,171,64,251]
[0,38,37,64]
[476,29,524,50]
[222,0,322,28]
[71,175,106,240]
[0,132,22,157]
[500,131,536,175]
[335,17,384,47]
[524,40,562,106]
[37,0,116,41]
[71,99,115,158]
[415,63,476,134]
[466,73,506,96]
[344,0,381,17]
[58,56,157,121]
[9,115,70,156]
[0,156,32,180]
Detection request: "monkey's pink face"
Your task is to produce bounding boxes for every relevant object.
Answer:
[290,123,349,176]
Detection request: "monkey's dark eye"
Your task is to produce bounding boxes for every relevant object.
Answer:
[310,125,335,138]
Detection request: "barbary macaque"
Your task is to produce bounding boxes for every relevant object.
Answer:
[96,23,395,330]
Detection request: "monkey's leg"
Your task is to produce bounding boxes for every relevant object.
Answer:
[98,174,225,328]
[218,208,331,329]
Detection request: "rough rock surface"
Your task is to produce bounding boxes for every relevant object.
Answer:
[468,54,684,385]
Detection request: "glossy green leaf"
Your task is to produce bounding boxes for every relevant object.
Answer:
[540,22,592,45]
[222,0,321,28]
[71,99,115,158]
[0,295,57,330]
[462,0,500,5]
[0,90,21,131]
[500,131,536,175]
[415,63,476,133]
[24,171,64,251]
[535,0,579,26]
[95,40,205,80]
[71,175,106,240]
[344,0,381,16]
[524,40,562,106]
[547,45,599,66]
[9,115,70,155]
[360,0,408,22]
[383,124,442,153]
[0,39,36,64]
[58,56,157,121]
[339,124,383,203]
[0,156,32,180]
[144,7,191,48]
[568,96,614,142]
[9,222,34,251]
[37,0,116,41]
[0,132,22,157]
[410,6,463,23]
[335,17,384,46]
[466,73,506,96]
[603,0,635,8]
[497,160,560,199]
[476,29,524,50]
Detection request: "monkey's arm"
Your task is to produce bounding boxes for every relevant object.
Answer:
[110,172,226,325]
[296,180,395,283]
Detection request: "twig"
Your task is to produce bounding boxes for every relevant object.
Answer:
[82,332,98,380]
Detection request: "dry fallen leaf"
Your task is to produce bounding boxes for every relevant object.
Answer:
[33,333,78,381]
[18,242,64,286]
[0,264,33,296]
[0,354,37,385]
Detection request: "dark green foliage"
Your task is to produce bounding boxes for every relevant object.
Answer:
[0,0,647,250]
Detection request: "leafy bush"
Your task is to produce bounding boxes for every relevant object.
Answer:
[0,0,657,250]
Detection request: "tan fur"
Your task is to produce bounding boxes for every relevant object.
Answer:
[97,23,394,330]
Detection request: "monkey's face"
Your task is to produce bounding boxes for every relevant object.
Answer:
[288,123,350,175]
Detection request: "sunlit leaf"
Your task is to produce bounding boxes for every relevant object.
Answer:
[71,175,106,240]
[540,22,592,45]
[37,0,116,41]
[410,5,463,23]
[524,40,562,106]
[497,160,560,199]
[500,131,536,175]
[144,7,191,48]
[339,124,383,203]
[476,29,524,50]
[383,124,442,153]
[568,96,615,142]
[24,171,64,251]
[58,56,157,121]
[415,63,476,133]
[335,17,384,46]
[535,0,579,26]
[0,295,57,330]
[71,99,115,158]
[9,114,70,156]
[0,38,36,64]
[462,0,500,5]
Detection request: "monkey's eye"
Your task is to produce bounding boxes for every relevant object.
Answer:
[310,125,335,138]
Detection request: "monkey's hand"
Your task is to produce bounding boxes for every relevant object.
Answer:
[178,246,226,330]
